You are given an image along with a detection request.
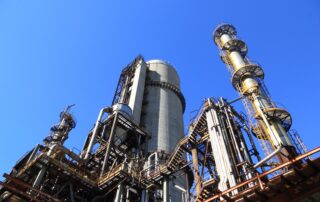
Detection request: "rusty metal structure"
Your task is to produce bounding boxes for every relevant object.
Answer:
[0,24,320,202]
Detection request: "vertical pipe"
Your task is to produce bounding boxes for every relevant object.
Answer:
[101,113,119,176]
[207,99,237,192]
[114,184,124,202]
[126,187,130,202]
[191,148,202,196]
[141,190,149,202]
[84,107,111,160]
[32,166,47,189]
[185,174,190,202]
[163,178,169,202]
[223,104,244,164]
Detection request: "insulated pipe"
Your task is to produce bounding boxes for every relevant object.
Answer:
[114,184,124,202]
[163,178,169,202]
[253,146,283,169]
[174,184,186,193]
[84,107,112,160]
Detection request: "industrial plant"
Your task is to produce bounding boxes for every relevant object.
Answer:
[0,24,319,202]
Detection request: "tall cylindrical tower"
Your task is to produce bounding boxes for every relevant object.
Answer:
[142,60,185,202]
[116,58,185,154]
[112,57,186,201]
[143,60,185,154]
[213,24,297,163]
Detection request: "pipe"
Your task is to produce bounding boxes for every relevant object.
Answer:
[185,174,190,202]
[114,184,124,202]
[253,94,281,147]
[100,113,119,176]
[191,148,202,195]
[84,107,112,160]
[27,144,41,163]
[174,184,186,193]
[253,146,283,169]
[223,101,244,164]
[140,190,148,202]
[32,166,47,189]
[227,95,244,105]
[163,178,169,202]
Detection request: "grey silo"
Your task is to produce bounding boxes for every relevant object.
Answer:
[143,60,185,154]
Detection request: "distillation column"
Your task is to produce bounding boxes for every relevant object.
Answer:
[142,60,186,202]
[213,24,297,163]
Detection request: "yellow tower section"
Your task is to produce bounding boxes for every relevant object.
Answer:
[213,24,297,163]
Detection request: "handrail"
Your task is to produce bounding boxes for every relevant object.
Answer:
[204,147,320,202]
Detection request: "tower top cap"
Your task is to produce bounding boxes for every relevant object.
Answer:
[213,24,237,45]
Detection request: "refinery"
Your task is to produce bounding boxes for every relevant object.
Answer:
[0,24,319,202]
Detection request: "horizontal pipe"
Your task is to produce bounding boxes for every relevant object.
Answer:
[174,184,186,193]
[227,96,244,105]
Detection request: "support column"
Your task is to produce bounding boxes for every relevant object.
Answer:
[101,113,119,176]
[191,148,202,196]
[163,178,169,202]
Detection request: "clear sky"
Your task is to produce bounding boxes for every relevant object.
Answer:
[1,1,320,178]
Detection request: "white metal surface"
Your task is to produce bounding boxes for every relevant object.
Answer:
[144,60,184,154]
[206,108,237,193]
[128,60,147,124]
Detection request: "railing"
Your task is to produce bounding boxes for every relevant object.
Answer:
[288,130,309,157]
[203,147,320,202]
[1,174,62,202]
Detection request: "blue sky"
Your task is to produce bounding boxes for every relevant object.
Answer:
[0,1,320,177]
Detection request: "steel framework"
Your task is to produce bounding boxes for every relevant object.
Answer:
[0,25,319,202]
